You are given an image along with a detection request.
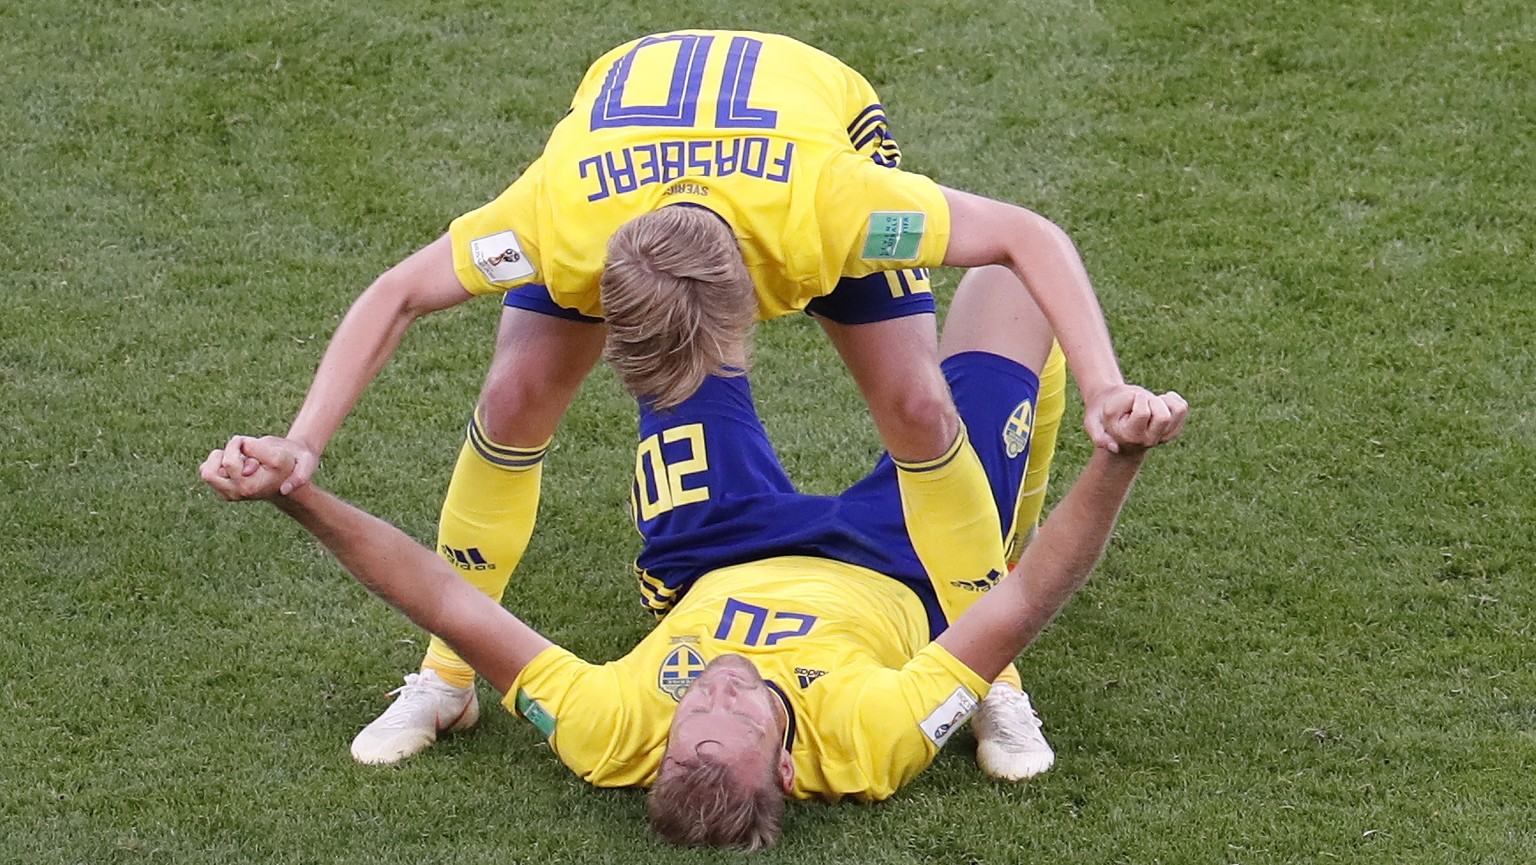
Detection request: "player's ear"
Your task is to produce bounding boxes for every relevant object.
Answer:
[776,749,795,794]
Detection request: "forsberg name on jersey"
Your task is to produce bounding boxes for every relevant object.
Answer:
[577,136,795,202]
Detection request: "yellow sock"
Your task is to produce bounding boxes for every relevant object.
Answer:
[421,414,549,689]
[894,425,1005,627]
[1006,342,1066,565]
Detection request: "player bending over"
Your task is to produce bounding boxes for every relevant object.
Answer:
[207,30,1173,764]
[204,267,1185,848]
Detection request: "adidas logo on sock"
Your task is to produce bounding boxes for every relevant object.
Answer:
[441,545,495,571]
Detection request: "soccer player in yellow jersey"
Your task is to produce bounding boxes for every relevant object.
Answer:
[209,30,1173,764]
[203,268,1188,849]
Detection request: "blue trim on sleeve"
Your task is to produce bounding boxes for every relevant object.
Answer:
[846,104,884,135]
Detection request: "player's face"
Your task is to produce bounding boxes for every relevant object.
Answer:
[663,654,784,786]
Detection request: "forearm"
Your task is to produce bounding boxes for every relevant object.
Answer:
[270,485,550,692]
[285,287,421,455]
[1012,447,1144,625]
[272,486,465,625]
[937,448,1145,681]
[285,233,471,456]
[1000,215,1124,401]
[939,188,1124,400]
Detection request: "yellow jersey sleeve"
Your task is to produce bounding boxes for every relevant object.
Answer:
[816,154,951,279]
[504,646,666,788]
[448,161,548,297]
[813,643,990,800]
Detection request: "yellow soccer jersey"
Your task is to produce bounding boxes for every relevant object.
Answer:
[450,30,951,319]
[505,556,991,802]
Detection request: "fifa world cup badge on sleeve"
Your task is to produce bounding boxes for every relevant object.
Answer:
[862,212,926,260]
[919,686,979,747]
[471,230,536,284]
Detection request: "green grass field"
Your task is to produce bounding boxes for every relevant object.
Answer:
[3,0,1532,862]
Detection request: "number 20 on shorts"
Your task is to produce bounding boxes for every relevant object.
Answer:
[633,423,711,521]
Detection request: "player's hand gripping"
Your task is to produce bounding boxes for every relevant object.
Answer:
[199,435,311,501]
[1095,387,1188,453]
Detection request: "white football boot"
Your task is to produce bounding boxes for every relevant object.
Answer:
[973,682,1055,781]
[350,669,480,765]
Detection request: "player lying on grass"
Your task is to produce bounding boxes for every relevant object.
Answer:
[208,29,1172,764]
[203,267,1186,849]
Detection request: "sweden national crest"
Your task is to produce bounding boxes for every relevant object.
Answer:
[1003,399,1034,459]
[658,645,708,701]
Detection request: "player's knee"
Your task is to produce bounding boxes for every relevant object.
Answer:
[475,367,570,445]
[893,384,956,429]
[874,387,960,459]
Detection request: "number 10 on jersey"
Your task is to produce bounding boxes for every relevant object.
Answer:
[592,34,779,131]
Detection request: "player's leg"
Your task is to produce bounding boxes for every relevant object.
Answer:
[814,271,1010,634]
[939,265,1055,376]
[938,265,1063,781]
[424,296,605,684]
[938,267,1066,563]
[1010,344,1065,564]
[352,294,605,765]
[810,271,962,465]
[813,273,1006,638]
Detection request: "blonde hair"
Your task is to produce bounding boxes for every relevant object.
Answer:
[647,755,785,851]
[600,207,756,410]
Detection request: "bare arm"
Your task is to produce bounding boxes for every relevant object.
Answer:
[936,391,1188,681]
[941,188,1177,452]
[941,188,1118,396]
[201,437,551,693]
[215,234,473,497]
